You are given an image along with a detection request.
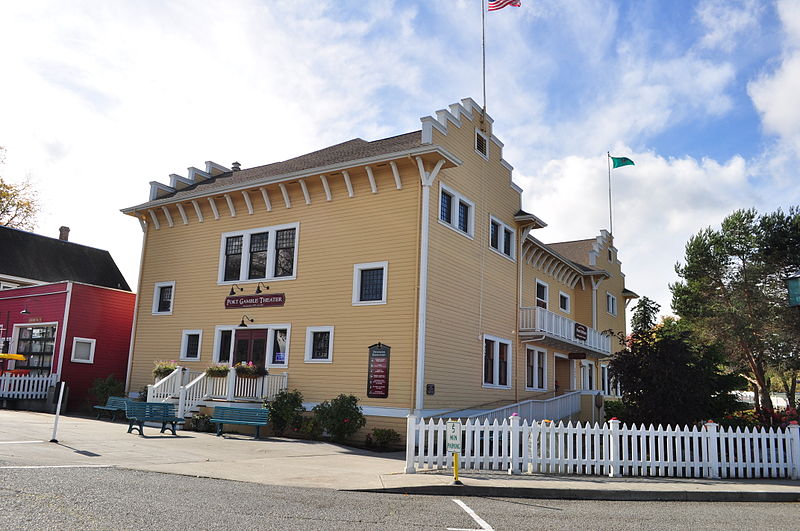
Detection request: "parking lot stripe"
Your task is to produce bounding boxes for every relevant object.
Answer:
[0,465,113,469]
[0,440,45,444]
[448,499,494,531]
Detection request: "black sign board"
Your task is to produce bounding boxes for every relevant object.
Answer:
[367,343,390,398]
[574,323,588,341]
[568,352,587,360]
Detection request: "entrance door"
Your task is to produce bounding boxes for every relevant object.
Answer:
[233,329,267,367]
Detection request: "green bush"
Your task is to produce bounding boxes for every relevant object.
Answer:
[136,384,149,401]
[312,394,366,443]
[298,416,323,440]
[264,389,305,436]
[366,428,400,451]
[604,399,625,422]
[190,414,214,432]
[88,375,124,407]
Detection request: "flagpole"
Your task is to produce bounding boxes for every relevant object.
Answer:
[482,0,487,117]
[607,152,613,236]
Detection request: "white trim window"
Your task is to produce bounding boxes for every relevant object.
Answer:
[559,291,571,314]
[535,280,549,309]
[606,292,618,316]
[601,364,610,395]
[180,330,203,361]
[304,326,334,363]
[439,183,475,237]
[268,327,290,367]
[353,261,388,305]
[212,324,290,368]
[475,128,489,159]
[489,216,515,259]
[482,334,512,388]
[582,360,595,390]
[213,326,235,364]
[526,348,547,390]
[218,222,299,284]
[152,281,176,315]
[70,337,96,364]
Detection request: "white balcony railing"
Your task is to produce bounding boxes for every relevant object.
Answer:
[519,306,611,355]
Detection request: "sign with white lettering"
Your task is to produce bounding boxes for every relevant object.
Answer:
[574,323,588,341]
[224,293,285,309]
[367,343,390,398]
[446,421,462,454]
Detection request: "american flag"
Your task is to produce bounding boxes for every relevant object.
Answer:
[488,0,521,11]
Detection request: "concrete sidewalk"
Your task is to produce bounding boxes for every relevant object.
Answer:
[1,410,798,502]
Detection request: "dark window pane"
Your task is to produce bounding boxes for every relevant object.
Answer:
[185,334,200,359]
[476,132,487,155]
[536,283,547,308]
[234,339,249,365]
[274,229,295,277]
[458,201,469,233]
[248,232,269,279]
[526,352,534,388]
[503,229,512,256]
[218,330,232,363]
[312,331,330,359]
[360,268,384,302]
[15,326,55,375]
[490,221,499,249]
[499,343,508,386]
[252,338,266,366]
[483,339,494,385]
[440,191,452,223]
[537,351,545,388]
[224,235,243,281]
[157,286,172,313]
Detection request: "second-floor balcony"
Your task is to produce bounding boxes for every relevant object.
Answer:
[519,306,611,356]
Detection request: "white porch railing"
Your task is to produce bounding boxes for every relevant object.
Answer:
[171,369,289,418]
[147,366,183,402]
[519,306,611,355]
[0,373,59,399]
[405,416,800,479]
[468,391,581,424]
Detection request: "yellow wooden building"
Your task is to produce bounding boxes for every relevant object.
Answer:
[122,98,636,434]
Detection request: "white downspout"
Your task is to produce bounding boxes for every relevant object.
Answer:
[414,157,445,413]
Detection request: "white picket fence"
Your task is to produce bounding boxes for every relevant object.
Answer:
[0,373,59,399]
[405,416,800,479]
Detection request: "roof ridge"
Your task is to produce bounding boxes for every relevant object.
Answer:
[0,225,112,254]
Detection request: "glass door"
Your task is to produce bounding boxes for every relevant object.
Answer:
[15,326,56,375]
[233,329,267,368]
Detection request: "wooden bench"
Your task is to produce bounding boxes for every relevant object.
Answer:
[93,396,132,421]
[125,402,182,436]
[210,406,269,439]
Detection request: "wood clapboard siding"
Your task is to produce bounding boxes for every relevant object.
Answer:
[422,111,523,409]
[129,160,421,410]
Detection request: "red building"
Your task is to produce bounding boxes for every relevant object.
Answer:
[1,226,134,412]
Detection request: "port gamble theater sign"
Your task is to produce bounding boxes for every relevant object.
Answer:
[224,293,286,309]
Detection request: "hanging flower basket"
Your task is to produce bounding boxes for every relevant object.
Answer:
[234,362,268,378]
[153,360,178,379]
[205,364,230,378]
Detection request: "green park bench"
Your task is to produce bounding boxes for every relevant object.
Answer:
[93,396,133,421]
[210,406,270,439]
[125,402,182,436]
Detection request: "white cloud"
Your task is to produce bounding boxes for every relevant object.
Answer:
[695,0,764,52]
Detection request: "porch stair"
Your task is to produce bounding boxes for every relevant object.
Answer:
[434,390,582,424]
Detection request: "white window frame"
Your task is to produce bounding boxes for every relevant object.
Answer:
[582,360,596,390]
[217,222,300,285]
[488,216,516,260]
[180,329,203,361]
[535,279,549,309]
[70,337,96,364]
[482,334,512,389]
[559,291,571,314]
[438,183,475,238]
[304,326,334,363]
[212,325,236,364]
[475,128,489,160]
[152,281,176,315]
[601,364,610,395]
[267,326,291,368]
[525,347,547,391]
[606,292,618,316]
[352,261,388,306]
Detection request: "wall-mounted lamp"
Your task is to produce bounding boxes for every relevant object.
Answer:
[239,315,254,328]
[229,284,244,296]
[255,282,269,294]
[20,304,30,315]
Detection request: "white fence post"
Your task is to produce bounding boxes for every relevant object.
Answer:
[509,414,520,474]
[608,418,620,477]
[788,422,800,480]
[405,414,418,474]
[704,421,720,479]
[177,386,187,418]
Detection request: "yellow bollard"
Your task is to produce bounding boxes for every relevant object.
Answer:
[452,452,463,485]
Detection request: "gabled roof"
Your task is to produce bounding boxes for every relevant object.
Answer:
[0,226,131,291]
[124,131,430,212]
[547,238,596,267]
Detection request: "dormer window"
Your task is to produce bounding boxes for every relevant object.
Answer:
[475,129,488,159]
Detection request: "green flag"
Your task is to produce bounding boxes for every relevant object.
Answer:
[610,156,635,169]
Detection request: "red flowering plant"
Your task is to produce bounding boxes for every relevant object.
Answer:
[234,361,268,377]
[312,394,366,443]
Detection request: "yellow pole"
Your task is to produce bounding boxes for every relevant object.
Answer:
[454,452,459,482]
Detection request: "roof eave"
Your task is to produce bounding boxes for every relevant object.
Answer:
[122,145,463,215]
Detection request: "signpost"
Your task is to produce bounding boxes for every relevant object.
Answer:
[446,420,463,485]
[367,343,390,398]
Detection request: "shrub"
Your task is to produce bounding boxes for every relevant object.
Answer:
[298,416,323,440]
[264,389,305,436]
[190,414,213,432]
[604,400,625,422]
[205,364,230,377]
[153,360,178,379]
[312,394,366,443]
[366,428,400,451]
[88,375,124,406]
[136,384,149,401]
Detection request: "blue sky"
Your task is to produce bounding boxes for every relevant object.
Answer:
[1,0,798,319]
